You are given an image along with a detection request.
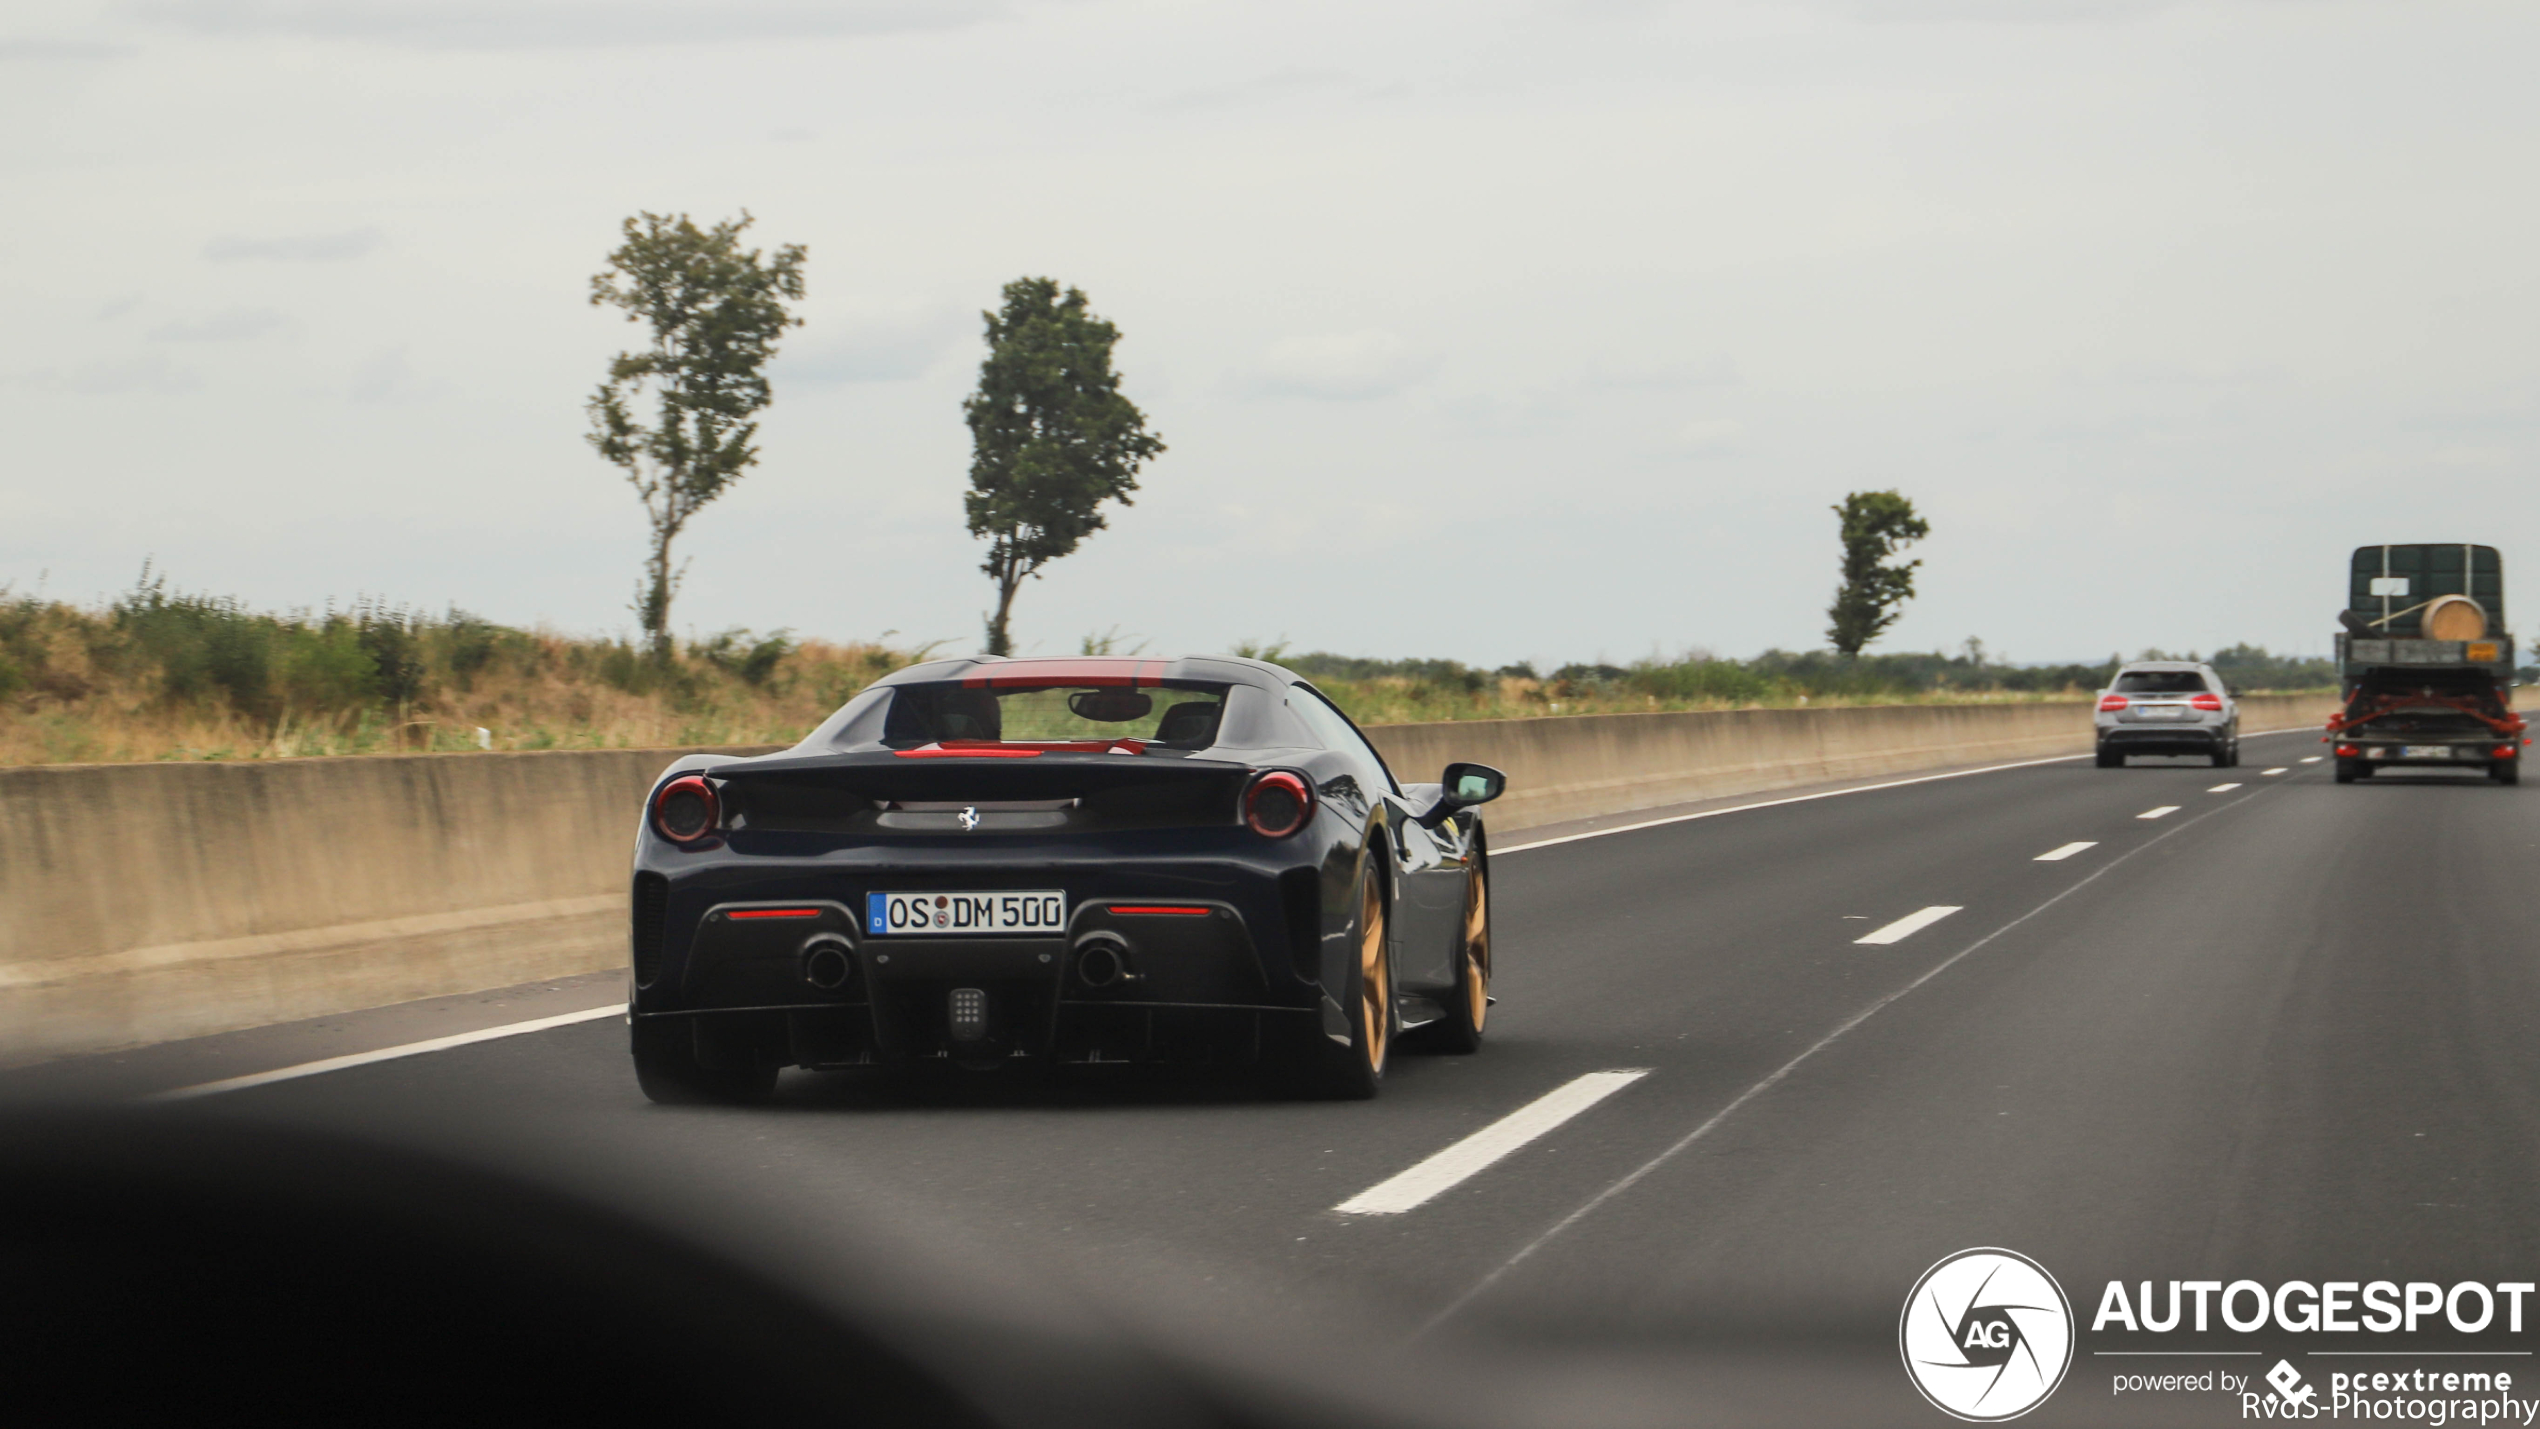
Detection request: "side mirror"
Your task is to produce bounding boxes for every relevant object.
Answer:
[1441,762,1506,807]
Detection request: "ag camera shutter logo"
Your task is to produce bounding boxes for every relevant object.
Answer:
[1901,1248,2076,1421]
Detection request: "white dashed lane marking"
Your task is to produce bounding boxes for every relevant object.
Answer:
[2035,842,2098,862]
[2138,806,2180,820]
[2300,756,2323,764]
[1334,1070,1652,1215]
[1855,905,1964,945]
[2262,768,2289,776]
[2208,783,2242,793]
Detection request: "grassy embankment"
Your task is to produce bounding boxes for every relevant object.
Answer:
[0,581,2337,767]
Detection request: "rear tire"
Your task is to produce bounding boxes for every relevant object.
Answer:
[2096,744,2123,769]
[1287,861,1394,1100]
[1420,859,1491,1056]
[2210,744,2230,768]
[2493,761,2521,786]
[2335,758,2362,784]
[631,1018,777,1105]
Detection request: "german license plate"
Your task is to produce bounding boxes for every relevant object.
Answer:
[867,890,1066,936]
[2401,745,2459,760]
[2141,706,2183,719]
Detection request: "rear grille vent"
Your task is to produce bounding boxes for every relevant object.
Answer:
[631,873,669,986]
[1278,866,1322,984]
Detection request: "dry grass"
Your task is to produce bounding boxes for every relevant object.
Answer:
[0,640,916,766]
[0,587,922,766]
[0,583,2329,767]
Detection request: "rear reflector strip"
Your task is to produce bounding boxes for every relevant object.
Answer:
[729,908,823,920]
[1108,905,1212,916]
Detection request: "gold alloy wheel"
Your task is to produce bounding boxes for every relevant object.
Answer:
[1359,873,1391,1074]
[1462,867,1490,1033]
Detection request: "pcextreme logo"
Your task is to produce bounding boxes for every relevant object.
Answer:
[1902,1248,2078,1421]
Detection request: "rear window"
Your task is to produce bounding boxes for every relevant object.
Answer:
[2112,670,2211,694]
[882,681,1230,748]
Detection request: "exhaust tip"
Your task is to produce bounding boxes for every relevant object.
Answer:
[1074,933,1132,989]
[801,934,855,992]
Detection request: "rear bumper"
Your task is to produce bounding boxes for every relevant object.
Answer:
[2098,724,2226,751]
[2350,740,2506,766]
[628,841,1322,1066]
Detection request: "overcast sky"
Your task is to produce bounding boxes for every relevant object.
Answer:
[4,0,2534,668]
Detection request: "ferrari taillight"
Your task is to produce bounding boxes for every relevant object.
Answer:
[2190,693,2224,712]
[2098,695,2128,712]
[2335,744,2361,758]
[1244,771,1313,838]
[652,775,720,844]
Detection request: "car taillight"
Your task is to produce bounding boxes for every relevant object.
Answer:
[2098,694,2129,712]
[652,775,720,844]
[1244,771,1313,838]
[2496,746,2519,760]
[2335,744,2360,758]
[2190,693,2223,711]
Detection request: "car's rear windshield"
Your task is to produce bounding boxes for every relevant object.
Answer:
[882,680,1231,747]
[2113,670,2211,694]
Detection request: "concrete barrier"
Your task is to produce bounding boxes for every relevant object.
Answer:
[0,748,775,1066]
[1368,694,2343,830]
[0,692,2454,1063]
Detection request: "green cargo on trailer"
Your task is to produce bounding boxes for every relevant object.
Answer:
[2328,543,2527,785]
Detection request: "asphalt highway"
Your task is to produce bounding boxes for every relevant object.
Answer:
[19,727,2540,1425]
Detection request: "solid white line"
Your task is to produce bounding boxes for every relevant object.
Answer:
[2137,805,2180,820]
[143,1005,623,1101]
[2034,841,2098,862]
[1495,726,2321,857]
[2262,768,2289,776]
[1854,905,1963,945]
[1333,1070,1651,1216]
[2207,783,2242,792]
[1412,789,2254,1340]
[1494,754,2090,854]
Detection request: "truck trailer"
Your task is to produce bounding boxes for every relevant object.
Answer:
[2327,543,2527,784]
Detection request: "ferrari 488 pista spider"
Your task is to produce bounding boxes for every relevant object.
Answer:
[626,655,1505,1102]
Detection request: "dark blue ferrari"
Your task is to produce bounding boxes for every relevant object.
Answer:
[627,655,1505,1102]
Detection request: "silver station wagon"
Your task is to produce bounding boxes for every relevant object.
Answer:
[2095,660,2241,768]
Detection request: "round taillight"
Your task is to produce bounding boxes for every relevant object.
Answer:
[1244,771,1313,838]
[2335,744,2360,758]
[652,775,720,843]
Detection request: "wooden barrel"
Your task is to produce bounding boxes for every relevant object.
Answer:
[2423,594,2489,641]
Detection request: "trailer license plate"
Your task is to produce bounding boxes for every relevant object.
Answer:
[868,891,1066,936]
[2401,745,2459,760]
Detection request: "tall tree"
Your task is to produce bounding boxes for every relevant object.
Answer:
[963,277,1164,656]
[1825,489,1931,656]
[586,211,806,657]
